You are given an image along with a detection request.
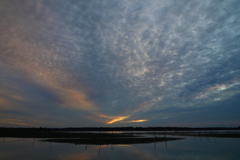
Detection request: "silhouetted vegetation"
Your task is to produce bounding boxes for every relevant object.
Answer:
[1,126,240,131]
[41,137,183,145]
[0,127,239,139]
[0,128,135,138]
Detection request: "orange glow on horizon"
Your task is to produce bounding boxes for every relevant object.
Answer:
[107,116,129,124]
[96,114,148,125]
[0,120,39,127]
[128,119,147,123]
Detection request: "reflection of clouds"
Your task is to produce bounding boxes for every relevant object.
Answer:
[122,145,159,160]
[58,153,91,160]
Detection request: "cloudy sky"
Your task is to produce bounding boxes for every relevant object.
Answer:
[1,0,240,127]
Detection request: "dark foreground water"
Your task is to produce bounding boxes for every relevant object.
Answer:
[1,136,240,160]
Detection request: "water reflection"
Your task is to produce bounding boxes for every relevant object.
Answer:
[1,133,240,160]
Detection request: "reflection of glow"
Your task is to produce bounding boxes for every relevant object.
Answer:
[128,119,147,123]
[107,116,129,124]
[114,144,130,147]
[101,144,130,148]
[58,153,91,160]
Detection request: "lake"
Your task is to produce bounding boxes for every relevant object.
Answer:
[1,136,240,160]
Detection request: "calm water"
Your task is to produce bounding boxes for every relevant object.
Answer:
[1,137,240,160]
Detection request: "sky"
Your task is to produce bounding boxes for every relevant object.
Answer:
[0,0,240,127]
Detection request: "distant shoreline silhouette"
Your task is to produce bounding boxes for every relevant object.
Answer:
[1,126,240,139]
[1,126,239,131]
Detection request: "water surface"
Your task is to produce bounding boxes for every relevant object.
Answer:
[1,136,240,160]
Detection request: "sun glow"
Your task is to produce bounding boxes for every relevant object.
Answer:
[129,119,147,123]
[107,116,129,124]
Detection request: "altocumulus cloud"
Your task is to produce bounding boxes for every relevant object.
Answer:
[0,0,240,127]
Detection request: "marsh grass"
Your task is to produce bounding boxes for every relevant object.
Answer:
[1,128,239,147]
[0,129,136,139]
[41,137,183,145]
[144,131,240,138]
